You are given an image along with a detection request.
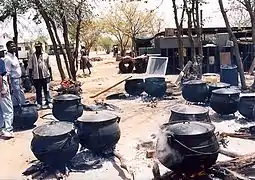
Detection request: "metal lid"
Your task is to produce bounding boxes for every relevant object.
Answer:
[77,111,118,123]
[171,104,208,115]
[33,121,74,137]
[212,88,241,95]
[208,82,230,88]
[165,121,215,136]
[183,79,206,85]
[53,94,81,101]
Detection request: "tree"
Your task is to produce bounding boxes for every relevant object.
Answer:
[0,0,30,57]
[228,0,255,89]
[99,36,114,52]
[218,0,247,89]
[31,0,93,81]
[79,20,102,55]
[103,2,164,56]
[172,0,185,69]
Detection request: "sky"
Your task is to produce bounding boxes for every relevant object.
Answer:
[0,0,227,42]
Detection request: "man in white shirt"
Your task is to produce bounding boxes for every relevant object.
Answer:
[4,41,26,106]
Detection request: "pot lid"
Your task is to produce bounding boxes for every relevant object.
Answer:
[77,111,118,123]
[33,121,74,137]
[212,88,241,95]
[171,104,208,115]
[183,79,205,85]
[54,94,81,101]
[209,82,230,88]
[240,93,255,97]
[165,121,215,136]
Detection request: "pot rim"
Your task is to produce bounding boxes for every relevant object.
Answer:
[160,121,215,137]
[32,121,75,137]
[53,94,81,101]
[170,104,209,115]
[76,111,119,123]
[212,88,241,95]
[182,79,206,85]
[208,82,231,88]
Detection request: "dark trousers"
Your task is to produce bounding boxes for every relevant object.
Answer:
[33,78,51,105]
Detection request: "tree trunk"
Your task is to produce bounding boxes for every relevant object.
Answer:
[186,9,195,62]
[12,9,18,58]
[172,0,185,69]
[74,3,82,73]
[35,0,66,80]
[49,19,72,79]
[218,0,247,89]
[61,15,76,81]
[195,0,203,78]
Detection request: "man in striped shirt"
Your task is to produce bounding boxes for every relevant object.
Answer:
[0,47,14,139]
[28,42,53,110]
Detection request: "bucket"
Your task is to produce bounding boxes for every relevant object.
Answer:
[202,73,220,84]
[220,65,238,86]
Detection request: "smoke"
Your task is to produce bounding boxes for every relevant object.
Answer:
[156,126,184,169]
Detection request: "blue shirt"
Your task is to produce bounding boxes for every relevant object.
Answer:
[0,58,6,76]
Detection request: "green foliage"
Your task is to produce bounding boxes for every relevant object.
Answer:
[0,0,30,21]
[99,36,114,51]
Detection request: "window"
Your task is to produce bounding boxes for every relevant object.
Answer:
[18,47,21,51]
[25,46,29,51]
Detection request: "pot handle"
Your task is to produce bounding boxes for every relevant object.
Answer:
[117,116,121,123]
[167,134,218,155]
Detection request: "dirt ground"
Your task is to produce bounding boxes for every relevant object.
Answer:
[0,52,255,180]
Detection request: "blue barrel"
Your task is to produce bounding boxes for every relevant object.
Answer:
[220,65,238,86]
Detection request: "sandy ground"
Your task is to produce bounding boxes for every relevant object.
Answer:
[0,51,255,180]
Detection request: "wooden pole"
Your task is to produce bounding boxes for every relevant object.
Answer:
[89,76,132,98]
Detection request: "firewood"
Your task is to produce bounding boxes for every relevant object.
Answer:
[152,162,161,180]
[219,148,242,158]
[214,152,255,173]
[113,151,135,180]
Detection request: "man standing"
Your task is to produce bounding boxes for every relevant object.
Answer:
[0,47,14,139]
[28,42,53,110]
[5,41,26,106]
[80,49,92,75]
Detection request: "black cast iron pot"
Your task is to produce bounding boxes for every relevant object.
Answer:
[182,80,209,103]
[169,104,210,122]
[125,78,145,96]
[75,111,121,153]
[239,93,255,120]
[31,121,79,167]
[52,94,83,122]
[156,121,219,174]
[13,103,38,130]
[208,82,231,99]
[144,77,167,98]
[210,88,241,115]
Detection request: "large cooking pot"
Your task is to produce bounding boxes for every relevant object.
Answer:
[210,88,241,115]
[182,80,209,103]
[208,82,230,99]
[169,104,210,122]
[144,77,167,98]
[239,93,255,120]
[156,121,219,174]
[13,103,38,130]
[124,78,144,96]
[31,121,79,167]
[76,111,121,153]
[52,94,83,122]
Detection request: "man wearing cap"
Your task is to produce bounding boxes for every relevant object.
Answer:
[0,47,14,139]
[28,42,53,110]
[4,41,26,106]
